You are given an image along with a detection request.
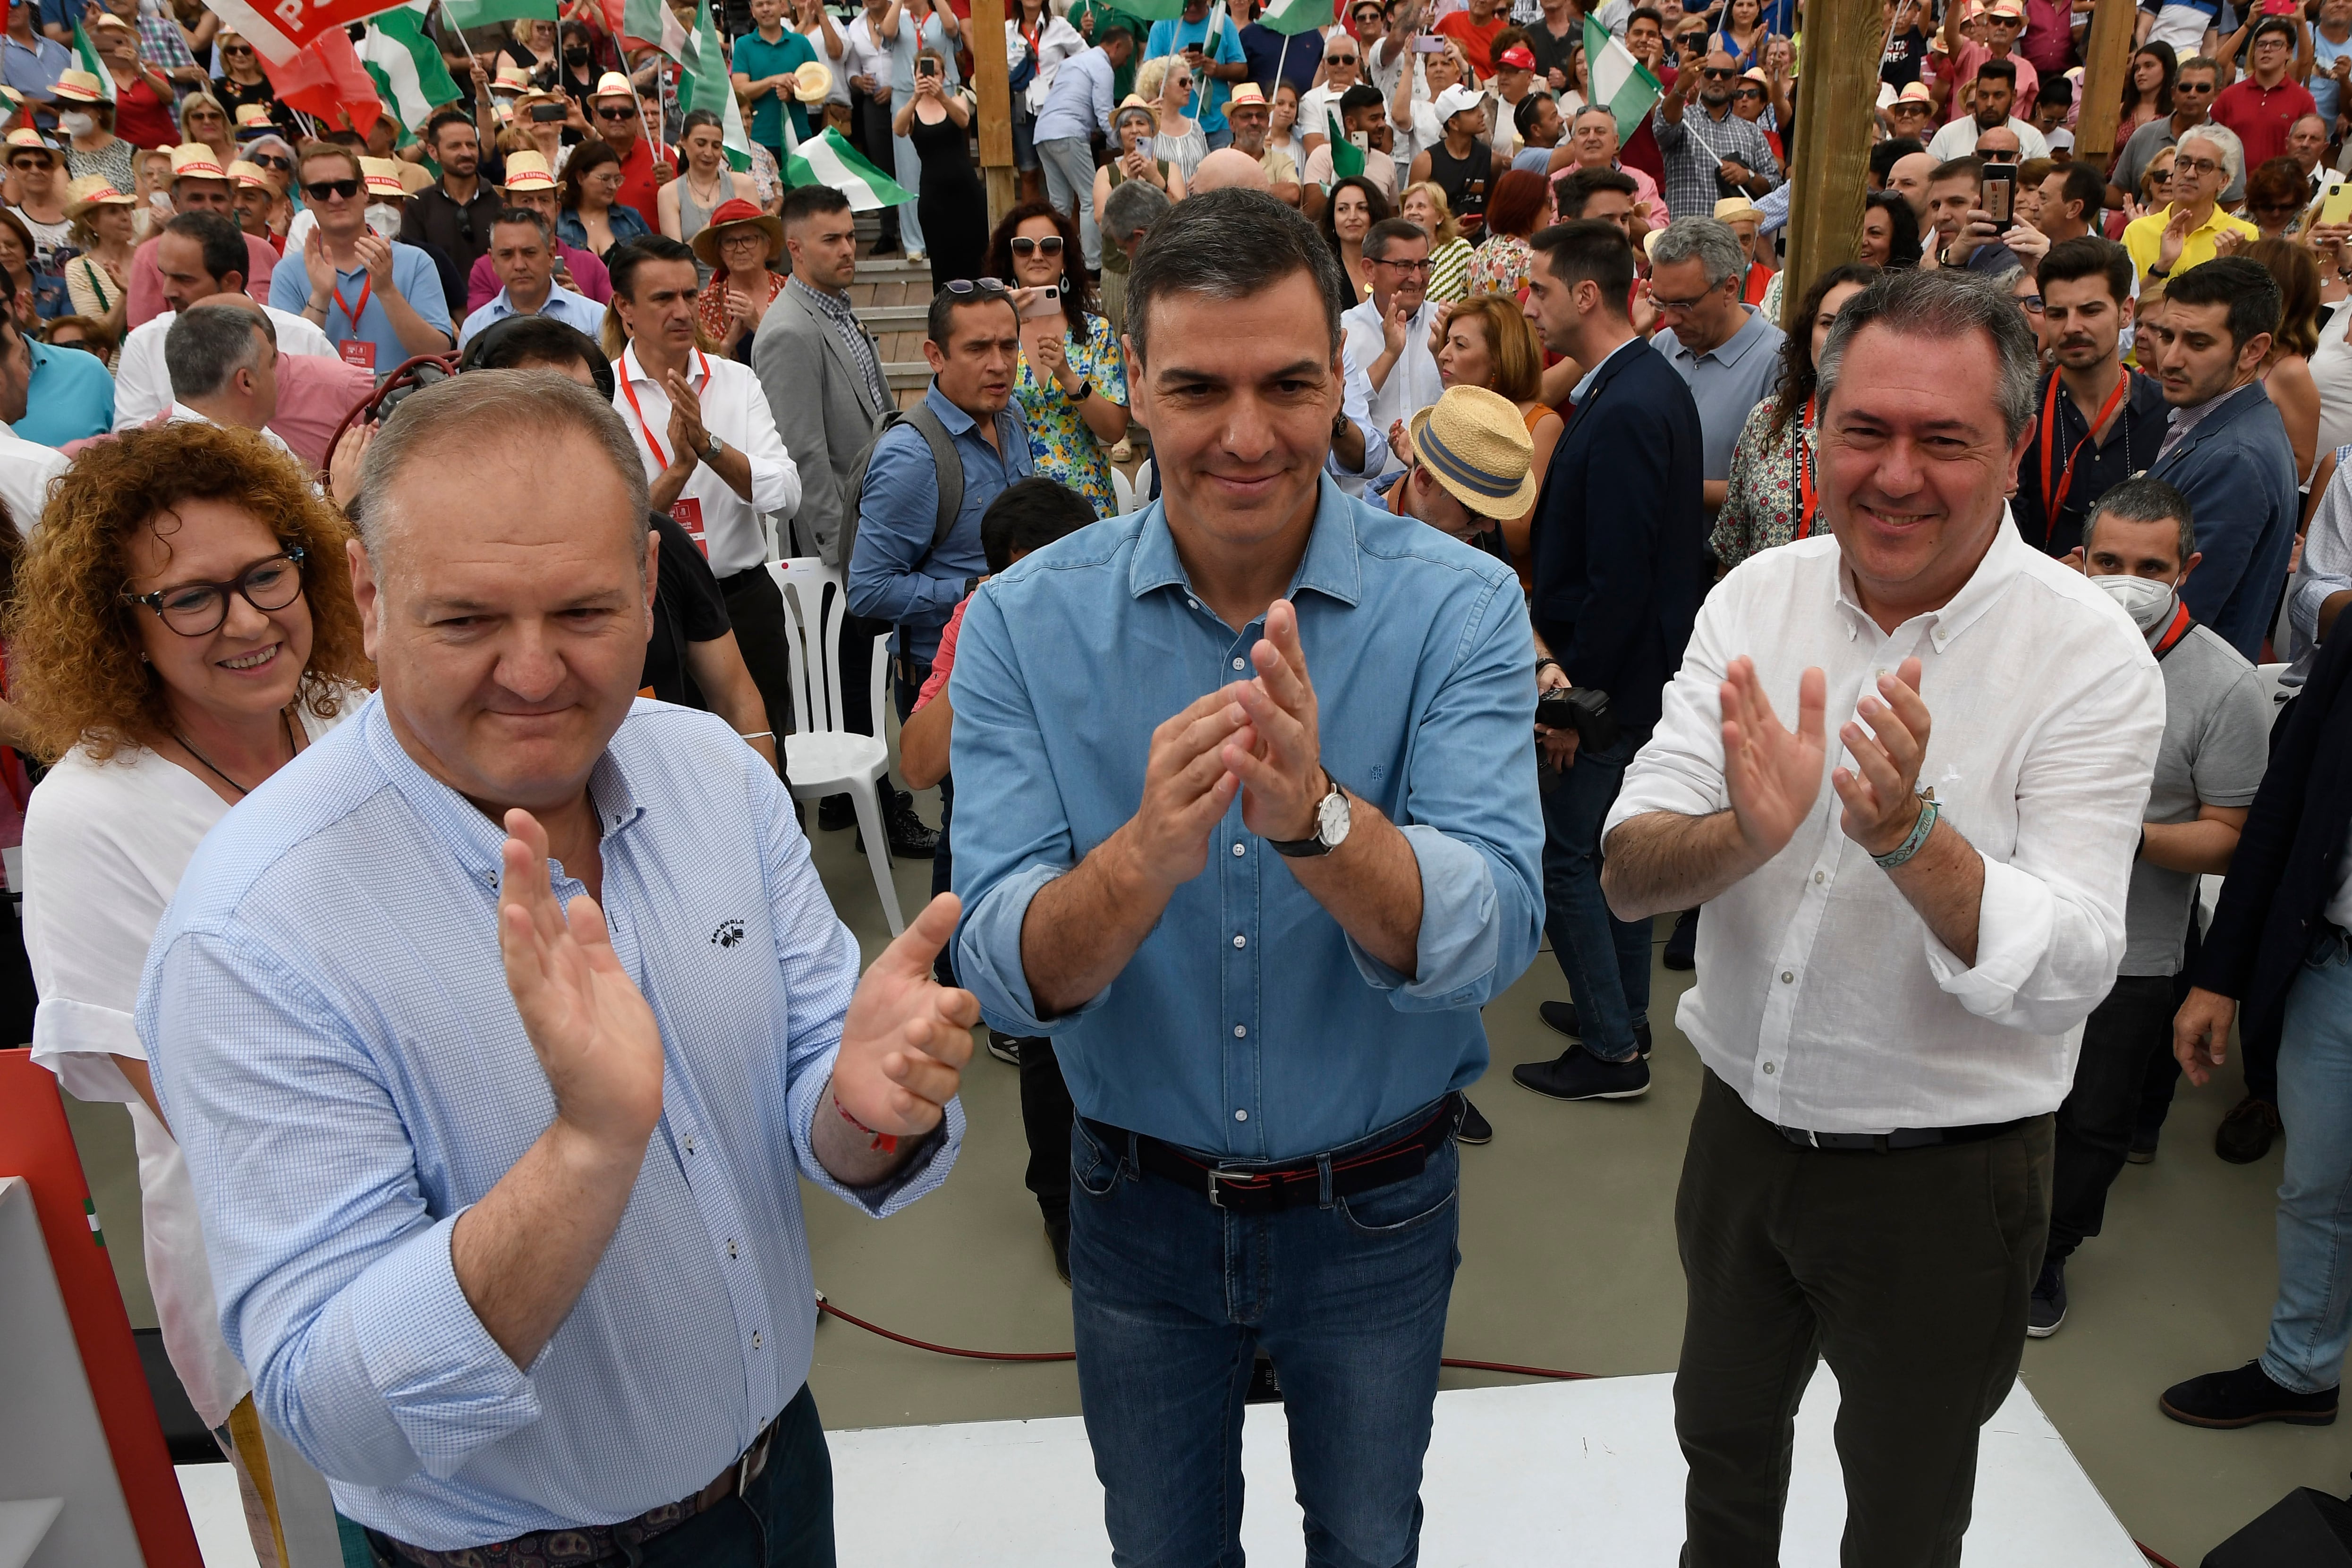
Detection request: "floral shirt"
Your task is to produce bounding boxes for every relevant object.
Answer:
[1464,233,1531,301]
[1012,310,1129,517]
[1711,393,1826,570]
[695,268,787,346]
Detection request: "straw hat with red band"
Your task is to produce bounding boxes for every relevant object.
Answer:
[227,159,274,191]
[3,129,61,165]
[167,143,230,184]
[234,103,275,135]
[63,174,136,219]
[51,69,106,105]
[499,150,560,192]
[591,70,637,102]
[493,61,534,93]
[359,158,412,200]
[691,197,786,269]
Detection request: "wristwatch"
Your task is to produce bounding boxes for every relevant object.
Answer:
[703,432,725,463]
[1267,771,1351,858]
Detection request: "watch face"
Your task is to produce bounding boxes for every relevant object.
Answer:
[1317,785,1351,847]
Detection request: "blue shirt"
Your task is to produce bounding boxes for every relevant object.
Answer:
[1652,304,1786,483]
[17,335,113,445]
[1146,13,1247,134]
[458,282,606,346]
[267,245,451,375]
[1033,42,1119,144]
[0,31,68,102]
[1239,20,1320,95]
[848,381,1032,661]
[137,697,961,1549]
[554,203,652,255]
[949,480,1546,1160]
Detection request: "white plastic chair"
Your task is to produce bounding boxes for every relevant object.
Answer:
[1134,458,1154,508]
[1109,464,1135,517]
[767,558,906,936]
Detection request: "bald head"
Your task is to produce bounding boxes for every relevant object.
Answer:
[1189,146,1271,195]
[1888,151,1940,218]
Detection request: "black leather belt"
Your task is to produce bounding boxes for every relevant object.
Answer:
[1083,1097,1459,1214]
[1773,1117,2026,1153]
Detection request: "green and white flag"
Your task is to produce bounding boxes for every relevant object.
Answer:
[678,0,755,169]
[437,0,559,28]
[785,128,910,210]
[70,18,117,101]
[1325,111,1363,178]
[625,0,692,61]
[359,8,463,139]
[1255,0,1332,34]
[1585,13,1662,143]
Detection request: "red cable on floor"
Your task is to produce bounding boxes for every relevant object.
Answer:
[816,1297,1595,1380]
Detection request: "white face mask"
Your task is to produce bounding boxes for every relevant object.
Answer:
[2093,570,2178,634]
[365,201,402,233]
[59,111,96,136]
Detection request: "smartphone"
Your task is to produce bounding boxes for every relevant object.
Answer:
[917,59,940,78]
[2324,182,2352,227]
[530,102,568,121]
[1412,34,1446,52]
[1019,283,1061,320]
[2264,0,2300,14]
[1980,163,2014,231]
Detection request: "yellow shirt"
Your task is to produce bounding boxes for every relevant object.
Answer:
[2122,203,2261,282]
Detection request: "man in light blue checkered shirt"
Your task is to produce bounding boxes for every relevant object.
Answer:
[140,373,976,1566]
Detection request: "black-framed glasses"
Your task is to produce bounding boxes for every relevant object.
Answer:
[2016,293,2044,314]
[943,276,1009,295]
[1370,255,1432,272]
[1010,234,1064,256]
[2174,154,2222,176]
[304,177,361,201]
[125,546,306,636]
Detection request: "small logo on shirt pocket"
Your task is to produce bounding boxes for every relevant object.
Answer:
[710,919,747,948]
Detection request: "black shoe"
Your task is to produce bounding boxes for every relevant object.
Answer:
[1455,1098,1493,1145]
[884,792,938,858]
[2215,1095,2282,1164]
[817,792,856,831]
[1663,907,1698,971]
[1536,1000,1653,1059]
[2126,1129,2160,1165]
[1044,1217,1070,1285]
[2160,1360,2338,1429]
[1513,1043,1650,1102]
[2028,1258,2066,1339]
[987,1031,1024,1067]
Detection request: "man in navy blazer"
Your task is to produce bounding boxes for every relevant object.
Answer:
[1513,219,1708,1102]
[2142,258,2300,664]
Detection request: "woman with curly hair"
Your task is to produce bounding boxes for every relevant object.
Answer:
[13,421,371,1568]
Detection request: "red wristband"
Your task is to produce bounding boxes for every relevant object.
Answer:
[833,1093,899,1155]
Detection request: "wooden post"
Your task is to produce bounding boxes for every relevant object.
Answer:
[970,0,1018,231]
[2073,0,2137,183]
[1778,0,1882,332]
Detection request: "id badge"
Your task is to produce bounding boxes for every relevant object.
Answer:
[339,338,377,373]
[671,496,708,557]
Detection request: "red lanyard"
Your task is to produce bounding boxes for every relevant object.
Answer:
[618,348,710,469]
[332,272,372,334]
[1794,396,1818,539]
[2038,367,2130,545]
[2150,598,2193,660]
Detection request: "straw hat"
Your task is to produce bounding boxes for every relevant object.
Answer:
[1406,386,1538,520]
[691,196,785,269]
[493,61,534,93]
[1114,94,1158,134]
[1713,195,1761,225]
[793,60,833,102]
[51,69,106,105]
[500,149,559,192]
[63,174,136,218]
[1226,81,1267,110]
[167,143,229,183]
[90,11,130,30]
[227,159,274,189]
[359,157,410,199]
[1740,66,1768,85]
[591,70,637,102]
[3,129,60,164]
[1892,81,1934,107]
[233,102,275,135]
[0,85,23,110]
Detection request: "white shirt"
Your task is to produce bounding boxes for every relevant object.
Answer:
[1009,13,1087,115]
[1603,520,2166,1134]
[843,15,895,98]
[113,305,336,432]
[801,17,853,105]
[1339,292,1444,491]
[1299,79,1360,146]
[613,343,800,576]
[1926,113,2052,163]
[24,703,350,1427]
[163,400,306,474]
[0,419,68,534]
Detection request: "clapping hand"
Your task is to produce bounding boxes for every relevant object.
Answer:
[1719,655,1826,867]
[2158,203,2196,273]
[829,893,978,1139]
[665,369,711,460]
[302,228,338,297]
[353,231,397,289]
[1830,657,1931,858]
[1224,600,1327,845]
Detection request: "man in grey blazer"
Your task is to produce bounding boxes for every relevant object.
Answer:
[754,183,937,857]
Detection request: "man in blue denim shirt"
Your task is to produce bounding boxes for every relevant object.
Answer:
[950,189,1543,1568]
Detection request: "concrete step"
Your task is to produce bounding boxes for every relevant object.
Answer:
[884,361,930,387]
[856,256,935,281]
[855,304,929,328]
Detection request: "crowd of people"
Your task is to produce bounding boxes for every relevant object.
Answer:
[1,1,2351,1567]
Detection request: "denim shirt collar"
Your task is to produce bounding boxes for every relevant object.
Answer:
[1126,474,1366,611]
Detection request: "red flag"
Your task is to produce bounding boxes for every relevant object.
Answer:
[260,27,382,138]
[208,0,405,64]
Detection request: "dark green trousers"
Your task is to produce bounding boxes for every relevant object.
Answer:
[1674,1068,2053,1568]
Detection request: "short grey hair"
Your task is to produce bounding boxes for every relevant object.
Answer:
[1128,186,1344,365]
[1648,216,1745,289]
[164,303,271,401]
[1100,176,1172,245]
[1816,268,2039,444]
[356,371,648,568]
[2175,120,2244,189]
[2087,475,2197,567]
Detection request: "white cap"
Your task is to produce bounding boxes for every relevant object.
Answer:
[1432,84,1483,125]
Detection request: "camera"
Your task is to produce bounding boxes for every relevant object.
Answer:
[1536,686,1621,752]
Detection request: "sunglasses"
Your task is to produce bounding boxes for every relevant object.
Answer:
[221,42,254,55]
[1700,66,1737,79]
[304,177,361,200]
[1981,148,2018,161]
[1010,234,1064,256]
[1327,53,1359,64]
[944,277,1010,294]
[250,153,290,170]
[595,105,636,119]
[1733,85,1763,97]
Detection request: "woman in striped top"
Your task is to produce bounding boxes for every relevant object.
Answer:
[1400,182,1476,304]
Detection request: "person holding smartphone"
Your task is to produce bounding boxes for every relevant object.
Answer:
[1143,0,1247,150]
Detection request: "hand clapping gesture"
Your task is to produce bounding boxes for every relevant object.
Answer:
[1719,654,1826,866]
[1223,600,1327,844]
[828,894,980,1143]
[1830,658,1933,859]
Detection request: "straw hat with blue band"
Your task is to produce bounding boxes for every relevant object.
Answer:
[1406,385,1539,519]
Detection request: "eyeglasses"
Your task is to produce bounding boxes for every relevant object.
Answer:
[1733,85,1764,98]
[2016,294,2044,314]
[221,42,253,54]
[1700,66,1737,79]
[595,105,636,119]
[1980,147,2018,161]
[303,177,361,200]
[1649,284,1724,313]
[1370,255,1431,272]
[187,110,224,122]
[943,276,1010,296]
[250,153,290,170]
[1010,234,1064,256]
[2174,155,2222,175]
[1327,53,1359,64]
[2174,79,2214,93]
[124,547,306,636]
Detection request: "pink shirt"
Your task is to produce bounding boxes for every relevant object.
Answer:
[466,243,613,314]
[127,230,279,329]
[1936,42,2039,126]
[914,595,973,712]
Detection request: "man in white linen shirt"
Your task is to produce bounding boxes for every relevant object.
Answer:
[1338,216,1442,495]
[1600,269,2165,1567]
[605,236,801,783]
[114,210,333,432]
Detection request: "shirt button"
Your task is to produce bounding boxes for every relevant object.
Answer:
[1781,971,1795,984]
[1234,1025,1247,1038]
[1188,598,1199,609]
[683,1136,696,1154]
[1232,842,1246,857]
[1763,1062,1777,1076]
[1234,1109,1248,1122]
[751,1331,764,1349]
[1814,871,1825,885]
[1232,657,1246,670]
[726,1239,739,1259]
[1233,934,1246,948]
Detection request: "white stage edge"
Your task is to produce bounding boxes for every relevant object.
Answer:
[828,1368,2147,1566]
[183,1367,2145,1566]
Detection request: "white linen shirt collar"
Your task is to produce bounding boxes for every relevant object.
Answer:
[1604,514,2167,1133]
[614,342,802,576]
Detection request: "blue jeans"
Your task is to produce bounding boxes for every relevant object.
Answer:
[1036,135,1100,270]
[2262,930,2352,1394]
[1541,730,1652,1061]
[1068,1113,1460,1568]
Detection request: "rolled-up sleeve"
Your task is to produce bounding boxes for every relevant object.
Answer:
[735,370,802,520]
[1922,656,2165,1034]
[142,932,540,1486]
[1342,576,1545,1009]
[1325,348,1383,481]
[2288,469,2352,669]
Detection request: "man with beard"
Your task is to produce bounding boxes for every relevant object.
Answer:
[2014,237,2167,558]
[401,108,504,273]
[1651,48,1781,225]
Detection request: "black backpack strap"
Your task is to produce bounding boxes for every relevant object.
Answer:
[899,402,966,555]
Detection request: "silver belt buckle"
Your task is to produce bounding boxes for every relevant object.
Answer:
[736,1419,773,1495]
[1206,1167,1236,1208]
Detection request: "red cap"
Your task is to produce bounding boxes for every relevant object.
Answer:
[1497,44,1537,71]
